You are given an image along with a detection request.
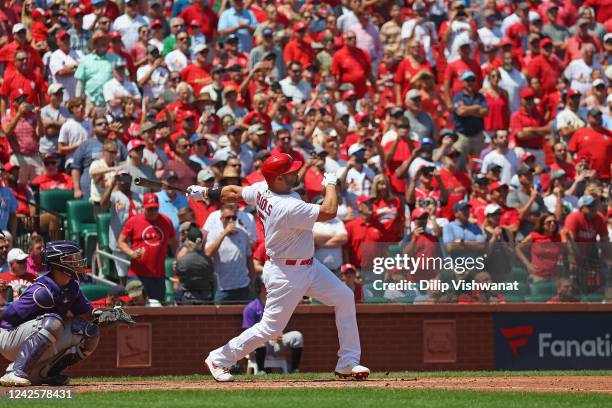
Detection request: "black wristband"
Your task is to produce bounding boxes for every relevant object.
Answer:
[208,187,222,201]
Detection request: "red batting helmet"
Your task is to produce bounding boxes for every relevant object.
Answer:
[261,154,303,183]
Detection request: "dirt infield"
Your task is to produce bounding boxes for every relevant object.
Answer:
[17,376,611,394]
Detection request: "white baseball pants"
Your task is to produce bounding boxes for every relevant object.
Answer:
[208,258,361,371]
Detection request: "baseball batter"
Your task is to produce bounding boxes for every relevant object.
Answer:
[188,153,369,381]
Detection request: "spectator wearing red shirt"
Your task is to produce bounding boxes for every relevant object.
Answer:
[1,50,47,113]
[344,195,385,268]
[393,40,432,106]
[371,174,404,243]
[527,38,564,95]
[567,108,611,180]
[188,169,220,227]
[384,117,418,194]
[118,192,178,303]
[481,68,510,132]
[438,148,472,220]
[0,248,36,302]
[468,175,490,225]
[509,87,552,165]
[517,213,564,281]
[283,22,315,69]
[405,163,448,216]
[181,44,212,95]
[179,0,218,44]
[269,129,305,163]
[443,39,483,106]
[3,163,31,217]
[564,194,610,291]
[564,18,602,65]
[549,142,576,181]
[0,24,44,76]
[31,153,73,191]
[340,264,363,303]
[166,82,197,132]
[403,208,440,283]
[303,154,325,202]
[331,31,376,99]
[109,31,136,80]
[488,182,520,233]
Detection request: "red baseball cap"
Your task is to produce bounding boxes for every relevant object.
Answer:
[110,31,122,40]
[567,89,581,98]
[127,138,145,152]
[143,192,159,209]
[520,152,535,163]
[69,7,84,17]
[540,38,553,48]
[354,112,368,124]
[342,90,357,101]
[152,19,163,28]
[341,264,357,274]
[488,181,508,193]
[355,195,373,206]
[293,22,307,32]
[3,162,19,172]
[520,87,535,99]
[57,30,70,41]
[410,207,429,221]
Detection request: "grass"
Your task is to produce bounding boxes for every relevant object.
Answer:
[75,370,612,383]
[4,388,612,408]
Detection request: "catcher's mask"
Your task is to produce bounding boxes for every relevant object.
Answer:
[42,240,86,280]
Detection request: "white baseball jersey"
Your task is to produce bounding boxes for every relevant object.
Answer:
[242,181,319,259]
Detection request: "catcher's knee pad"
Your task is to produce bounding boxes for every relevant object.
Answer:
[71,319,100,359]
[38,314,64,344]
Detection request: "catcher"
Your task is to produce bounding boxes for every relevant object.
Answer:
[0,240,135,386]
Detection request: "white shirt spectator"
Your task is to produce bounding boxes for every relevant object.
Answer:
[480,149,520,185]
[337,9,358,33]
[543,194,578,214]
[500,13,520,35]
[203,209,257,243]
[555,108,586,131]
[88,158,116,203]
[49,49,82,101]
[136,64,169,99]
[102,77,141,117]
[336,165,375,206]
[112,14,150,50]
[313,217,347,271]
[165,49,190,72]
[478,25,502,49]
[58,119,93,167]
[563,59,604,95]
[279,77,311,103]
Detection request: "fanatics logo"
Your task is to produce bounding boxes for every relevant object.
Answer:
[500,325,534,356]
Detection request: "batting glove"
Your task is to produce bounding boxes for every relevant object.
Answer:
[187,185,208,201]
[321,172,338,186]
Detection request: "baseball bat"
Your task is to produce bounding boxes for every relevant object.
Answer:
[133,177,189,194]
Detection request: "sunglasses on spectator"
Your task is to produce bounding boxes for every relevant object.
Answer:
[345,36,356,40]
[222,215,237,221]
[178,36,189,41]
[545,219,557,225]
[95,121,108,127]
[44,160,58,166]
[464,77,476,83]
[228,163,241,167]
[195,140,208,146]
[279,136,291,142]
[170,76,181,82]
[105,149,118,154]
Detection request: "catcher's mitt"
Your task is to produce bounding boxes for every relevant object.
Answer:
[93,306,136,325]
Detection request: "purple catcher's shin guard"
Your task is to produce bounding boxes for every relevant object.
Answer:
[12,332,53,379]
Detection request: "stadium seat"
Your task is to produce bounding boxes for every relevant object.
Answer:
[525,294,552,303]
[165,258,175,278]
[388,244,403,259]
[394,296,415,304]
[581,293,604,303]
[80,284,110,301]
[363,296,391,304]
[66,200,98,265]
[96,213,116,280]
[165,279,175,306]
[511,266,529,283]
[39,189,74,218]
[530,280,556,296]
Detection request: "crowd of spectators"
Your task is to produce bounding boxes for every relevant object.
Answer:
[0,0,609,306]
